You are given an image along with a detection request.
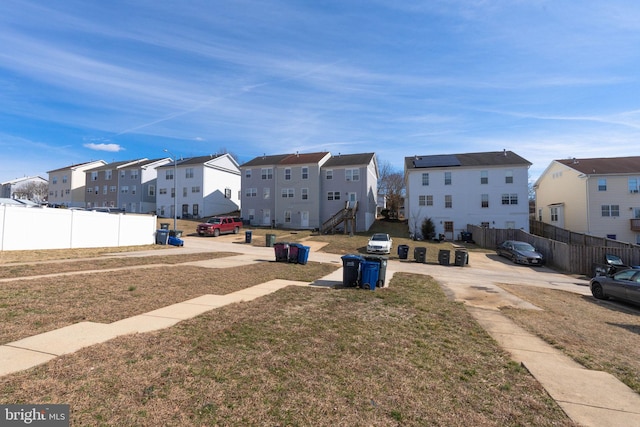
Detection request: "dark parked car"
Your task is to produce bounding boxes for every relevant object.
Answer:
[590,269,640,306]
[496,240,544,266]
[592,253,640,277]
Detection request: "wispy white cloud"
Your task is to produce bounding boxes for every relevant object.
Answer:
[83,143,124,152]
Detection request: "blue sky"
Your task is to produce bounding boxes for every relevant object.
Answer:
[2,0,640,184]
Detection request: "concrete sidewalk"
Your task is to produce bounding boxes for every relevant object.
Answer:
[1,238,640,426]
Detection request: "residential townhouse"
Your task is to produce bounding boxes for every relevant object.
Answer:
[240,151,378,232]
[405,150,531,240]
[155,154,241,219]
[47,160,106,208]
[534,156,640,244]
[240,152,331,228]
[117,158,172,213]
[85,159,149,209]
[320,153,378,232]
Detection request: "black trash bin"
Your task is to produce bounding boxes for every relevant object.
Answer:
[438,249,450,266]
[454,249,468,266]
[459,231,473,243]
[364,255,388,287]
[341,254,363,287]
[397,244,409,260]
[160,223,170,230]
[245,230,252,243]
[414,247,426,263]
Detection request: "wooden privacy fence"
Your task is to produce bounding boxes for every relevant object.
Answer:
[467,223,640,277]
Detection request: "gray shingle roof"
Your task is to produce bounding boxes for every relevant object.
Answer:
[323,153,375,167]
[405,150,531,170]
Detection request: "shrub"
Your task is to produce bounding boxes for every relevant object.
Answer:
[421,217,435,241]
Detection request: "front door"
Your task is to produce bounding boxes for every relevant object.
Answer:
[262,209,271,226]
[301,211,309,228]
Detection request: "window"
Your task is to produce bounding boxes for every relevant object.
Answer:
[110,186,116,193]
[328,191,341,201]
[149,185,155,196]
[346,168,360,181]
[185,168,194,179]
[192,186,201,193]
[120,170,125,178]
[248,209,255,220]
[421,173,429,186]
[501,194,518,205]
[131,171,138,179]
[629,178,639,193]
[418,195,434,206]
[601,205,620,217]
[62,175,68,184]
[52,176,58,184]
[121,186,129,194]
[550,207,559,222]
[444,172,452,185]
[171,188,175,198]
[183,187,187,197]
[103,185,107,195]
[302,167,309,179]
[87,187,93,193]
[131,185,136,195]
[261,168,273,179]
[159,188,167,195]
[284,168,291,180]
[445,195,452,208]
[505,170,513,184]
[246,188,257,197]
[65,189,70,195]
[598,178,607,191]
[301,188,308,200]
[94,186,99,194]
[326,170,333,180]
[91,172,98,181]
[281,188,294,198]
[245,169,252,178]
[480,171,488,184]
[105,170,112,180]
[284,211,291,223]
[444,221,453,233]
[481,194,489,208]
[165,170,174,180]
[263,188,270,199]
[224,188,231,198]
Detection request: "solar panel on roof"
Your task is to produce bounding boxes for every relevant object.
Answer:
[413,155,461,168]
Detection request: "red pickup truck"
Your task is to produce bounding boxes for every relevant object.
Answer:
[196,216,242,237]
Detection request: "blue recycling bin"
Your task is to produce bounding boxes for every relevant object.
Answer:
[168,236,184,246]
[297,245,310,265]
[156,229,169,245]
[360,260,380,290]
[341,254,364,287]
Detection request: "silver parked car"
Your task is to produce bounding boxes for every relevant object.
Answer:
[496,240,544,265]
[590,269,640,306]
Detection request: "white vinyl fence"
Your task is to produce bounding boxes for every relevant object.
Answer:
[0,205,157,251]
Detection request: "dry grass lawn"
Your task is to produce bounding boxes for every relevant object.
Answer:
[0,273,576,426]
[498,283,640,394]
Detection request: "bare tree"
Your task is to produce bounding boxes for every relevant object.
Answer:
[14,182,48,203]
[377,160,405,219]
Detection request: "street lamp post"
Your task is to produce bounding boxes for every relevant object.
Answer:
[163,149,178,231]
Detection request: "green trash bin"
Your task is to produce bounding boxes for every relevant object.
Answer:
[266,233,276,247]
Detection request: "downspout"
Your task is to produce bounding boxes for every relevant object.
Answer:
[584,175,590,235]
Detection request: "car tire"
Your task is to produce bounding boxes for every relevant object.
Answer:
[591,283,608,300]
[234,226,239,234]
[214,229,220,237]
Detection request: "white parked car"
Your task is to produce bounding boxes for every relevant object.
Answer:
[367,233,393,254]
